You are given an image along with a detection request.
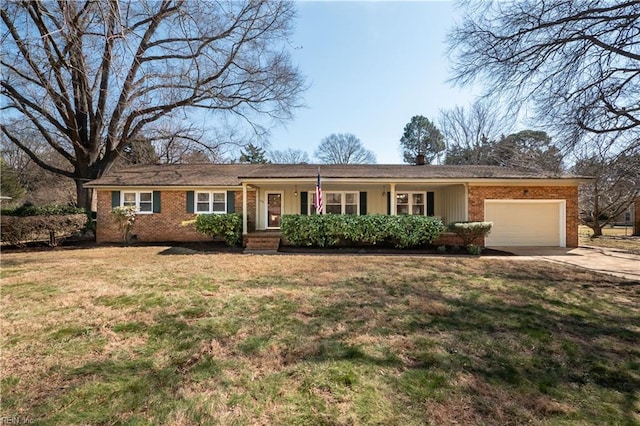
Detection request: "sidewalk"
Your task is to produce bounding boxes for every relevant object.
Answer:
[489,246,640,281]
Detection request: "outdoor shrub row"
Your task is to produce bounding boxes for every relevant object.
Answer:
[1,213,87,247]
[1,204,85,217]
[193,213,242,246]
[281,214,445,248]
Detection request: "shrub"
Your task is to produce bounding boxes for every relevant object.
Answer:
[111,206,137,246]
[450,221,493,247]
[467,244,482,255]
[193,213,242,246]
[280,214,445,249]
[1,213,87,247]
[1,204,85,217]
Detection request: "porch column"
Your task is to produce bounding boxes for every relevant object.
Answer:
[242,183,248,235]
[463,183,469,221]
[255,187,260,230]
[390,183,396,215]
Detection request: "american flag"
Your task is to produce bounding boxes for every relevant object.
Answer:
[315,170,323,214]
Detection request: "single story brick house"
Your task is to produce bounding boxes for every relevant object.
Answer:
[86,163,588,247]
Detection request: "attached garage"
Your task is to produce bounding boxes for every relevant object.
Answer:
[484,200,566,247]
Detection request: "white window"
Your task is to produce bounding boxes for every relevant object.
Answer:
[122,191,153,213]
[396,192,425,215]
[311,191,359,215]
[195,191,226,214]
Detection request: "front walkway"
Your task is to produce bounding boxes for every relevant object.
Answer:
[489,246,640,281]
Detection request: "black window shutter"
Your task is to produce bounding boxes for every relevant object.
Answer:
[427,192,435,216]
[153,191,161,213]
[300,191,308,215]
[111,191,120,208]
[227,191,235,213]
[186,191,194,213]
[387,193,391,215]
[359,191,367,215]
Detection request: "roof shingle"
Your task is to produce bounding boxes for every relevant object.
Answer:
[85,163,585,187]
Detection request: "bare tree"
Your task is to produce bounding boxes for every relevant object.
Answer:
[315,133,376,164]
[1,1,305,210]
[440,101,507,165]
[493,131,564,173]
[572,137,640,236]
[269,148,310,164]
[444,127,564,173]
[1,130,76,205]
[448,0,640,148]
[149,123,232,164]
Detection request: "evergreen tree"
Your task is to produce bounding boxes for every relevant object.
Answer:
[0,158,25,201]
[400,116,445,164]
[239,143,269,164]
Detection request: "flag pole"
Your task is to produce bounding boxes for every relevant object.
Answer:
[316,167,323,215]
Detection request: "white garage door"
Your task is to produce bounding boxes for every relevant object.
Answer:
[485,200,565,247]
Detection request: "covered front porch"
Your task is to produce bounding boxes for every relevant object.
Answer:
[239,179,469,235]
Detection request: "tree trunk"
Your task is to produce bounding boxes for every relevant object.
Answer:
[75,179,93,212]
[591,221,603,237]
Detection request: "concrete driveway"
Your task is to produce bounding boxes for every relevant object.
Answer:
[489,246,640,281]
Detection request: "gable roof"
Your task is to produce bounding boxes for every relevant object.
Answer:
[85,163,586,187]
[240,164,571,179]
[86,164,260,187]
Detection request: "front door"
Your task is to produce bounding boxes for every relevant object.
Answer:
[266,192,282,228]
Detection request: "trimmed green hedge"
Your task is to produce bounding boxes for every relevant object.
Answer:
[0,204,89,247]
[1,204,86,216]
[1,214,87,247]
[194,213,242,246]
[281,214,445,248]
[449,221,493,247]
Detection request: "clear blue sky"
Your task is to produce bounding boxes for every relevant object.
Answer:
[267,1,480,164]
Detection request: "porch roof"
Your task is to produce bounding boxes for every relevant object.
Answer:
[86,163,587,188]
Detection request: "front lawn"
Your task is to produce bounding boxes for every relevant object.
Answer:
[580,225,640,254]
[1,247,638,425]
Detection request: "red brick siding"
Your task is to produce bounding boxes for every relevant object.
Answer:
[235,191,257,232]
[432,233,473,247]
[96,189,253,243]
[467,185,579,247]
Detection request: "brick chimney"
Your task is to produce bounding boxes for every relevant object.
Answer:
[416,154,425,165]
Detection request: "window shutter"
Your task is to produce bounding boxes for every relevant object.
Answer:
[300,191,308,215]
[427,192,435,216]
[186,191,194,213]
[111,191,120,208]
[226,191,235,213]
[153,191,161,213]
[359,192,367,215]
[387,193,391,215]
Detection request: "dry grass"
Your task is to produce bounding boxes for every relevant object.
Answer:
[1,246,639,425]
[579,225,640,254]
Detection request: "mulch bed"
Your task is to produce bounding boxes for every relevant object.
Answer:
[1,238,513,256]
